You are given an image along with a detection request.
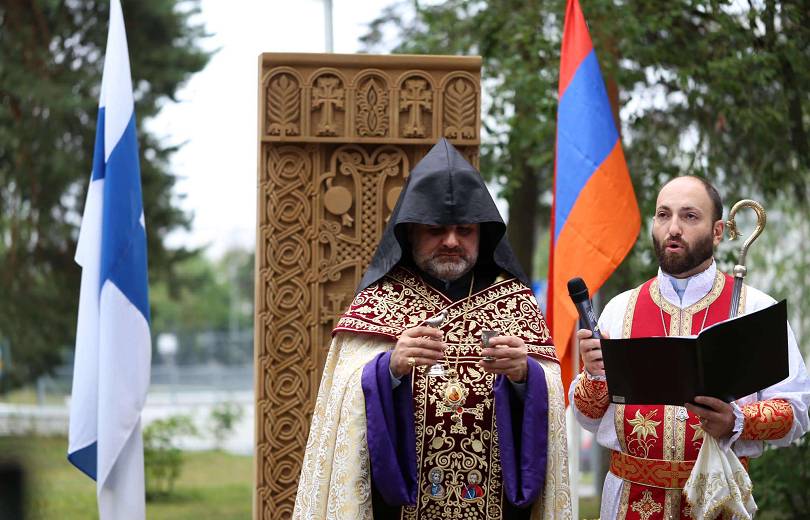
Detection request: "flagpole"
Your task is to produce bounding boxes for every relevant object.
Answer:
[568,325,580,519]
[323,0,334,52]
[68,1,151,518]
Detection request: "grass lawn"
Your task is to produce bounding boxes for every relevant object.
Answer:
[0,435,252,520]
[578,495,600,518]
[2,435,606,519]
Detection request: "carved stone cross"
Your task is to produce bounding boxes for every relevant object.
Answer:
[312,76,345,136]
[400,79,432,137]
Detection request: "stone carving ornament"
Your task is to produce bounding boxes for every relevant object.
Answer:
[257,53,480,520]
[356,76,389,137]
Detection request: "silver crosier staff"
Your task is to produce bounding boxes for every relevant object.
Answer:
[725,199,767,319]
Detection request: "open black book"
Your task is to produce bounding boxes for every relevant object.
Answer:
[600,300,789,405]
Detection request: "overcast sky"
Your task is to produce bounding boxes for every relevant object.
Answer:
[151,0,397,257]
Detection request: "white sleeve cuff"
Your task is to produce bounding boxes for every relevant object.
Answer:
[721,401,745,452]
[584,368,607,382]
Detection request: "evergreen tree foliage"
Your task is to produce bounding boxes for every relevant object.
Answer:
[0,1,210,387]
[364,0,566,278]
[361,0,810,294]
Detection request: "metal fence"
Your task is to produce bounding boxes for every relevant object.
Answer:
[15,327,254,405]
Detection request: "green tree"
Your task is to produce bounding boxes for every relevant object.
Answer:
[362,0,810,315]
[587,0,810,325]
[749,433,810,518]
[150,254,231,335]
[364,0,565,279]
[0,1,210,387]
[150,247,254,364]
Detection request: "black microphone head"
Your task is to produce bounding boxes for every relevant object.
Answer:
[567,277,590,303]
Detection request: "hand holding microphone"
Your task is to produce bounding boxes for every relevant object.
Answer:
[568,277,609,378]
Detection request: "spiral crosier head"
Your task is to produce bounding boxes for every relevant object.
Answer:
[726,199,767,319]
[726,199,767,269]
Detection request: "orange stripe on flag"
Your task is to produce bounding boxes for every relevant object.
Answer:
[551,142,640,399]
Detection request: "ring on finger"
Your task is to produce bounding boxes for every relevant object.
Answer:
[407,356,416,368]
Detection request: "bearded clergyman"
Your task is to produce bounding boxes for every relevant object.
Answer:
[293,139,572,519]
[571,176,810,519]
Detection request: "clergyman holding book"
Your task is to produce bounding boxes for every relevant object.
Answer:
[569,175,810,519]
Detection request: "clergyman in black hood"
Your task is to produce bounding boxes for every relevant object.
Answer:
[293,139,571,520]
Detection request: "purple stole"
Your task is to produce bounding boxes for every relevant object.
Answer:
[337,267,557,518]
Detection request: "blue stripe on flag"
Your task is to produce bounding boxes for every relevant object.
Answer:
[67,442,98,480]
[99,113,150,322]
[91,109,106,181]
[554,50,619,242]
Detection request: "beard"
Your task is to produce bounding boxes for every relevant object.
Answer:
[653,232,714,276]
[413,247,478,282]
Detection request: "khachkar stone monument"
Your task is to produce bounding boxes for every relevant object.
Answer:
[254,53,481,519]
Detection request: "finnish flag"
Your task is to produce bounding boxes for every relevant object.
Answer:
[68,1,151,518]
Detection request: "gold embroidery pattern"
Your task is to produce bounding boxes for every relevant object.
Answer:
[627,409,661,459]
[335,267,557,362]
[615,404,628,453]
[667,405,686,518]
[685,469,753,519]
[622,285,643,339]
[406,358,503,519]
[690,422,705,444]
[741,399,794,440]
[574,375,609,419]
[662,407,676,517]
[664,488,680,519]
[534,359,572,518]
[674,408,686,460]
[649,272,725,335]
[294,335,387,520]
[439,282,552,357]
[662,406,675,460]
[630,490,663,520]
[618,481,632,519]
[336,271,446,337]
[609,451,695,489]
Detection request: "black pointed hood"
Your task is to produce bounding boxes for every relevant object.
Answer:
[357,138,528,292]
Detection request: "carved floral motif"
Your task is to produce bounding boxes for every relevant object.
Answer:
[316,145,408,337]
[266,73,300,136]
[443,77,477,139]
[356,77,389,136]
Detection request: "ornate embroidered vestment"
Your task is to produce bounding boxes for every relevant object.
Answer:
[335,267,557,519]
[607,271,737,519]
[572,269,801,520]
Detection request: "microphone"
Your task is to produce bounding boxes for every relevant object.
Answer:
[567,277,601,339]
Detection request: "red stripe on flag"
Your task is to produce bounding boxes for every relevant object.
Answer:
[558,0,594,99]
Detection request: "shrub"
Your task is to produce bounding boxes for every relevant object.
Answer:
[749,435,810,519]
[208,401,244,450]
[143,415,197,500]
